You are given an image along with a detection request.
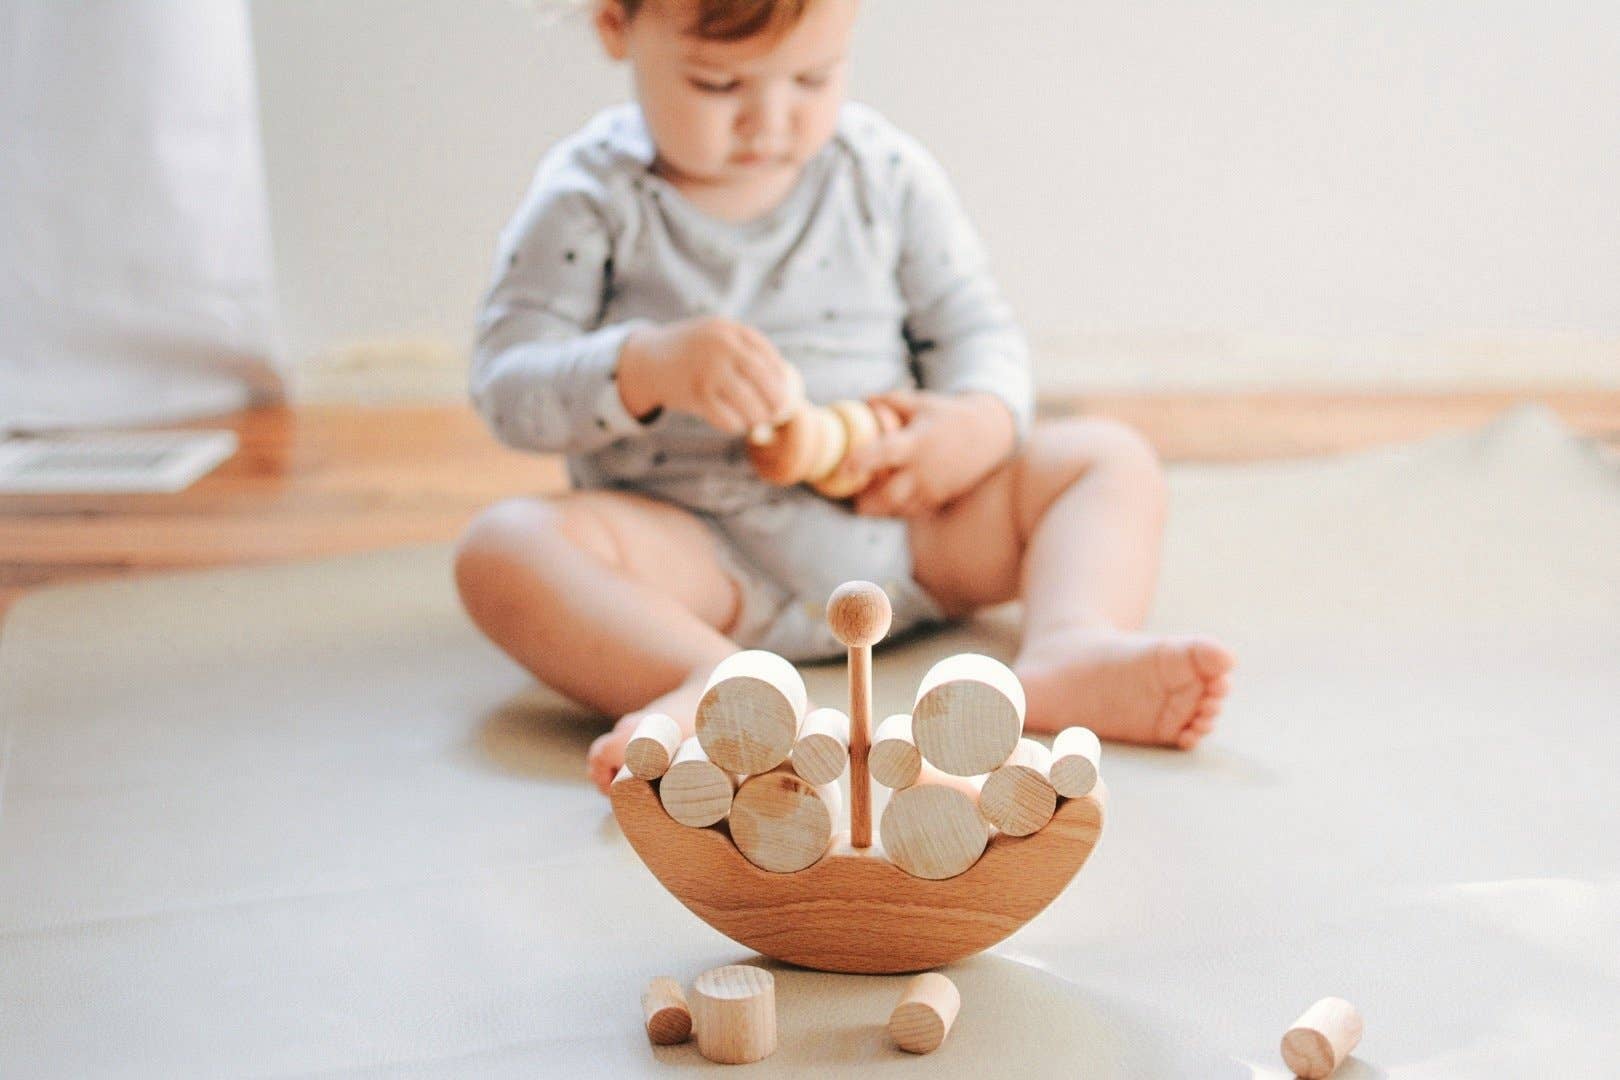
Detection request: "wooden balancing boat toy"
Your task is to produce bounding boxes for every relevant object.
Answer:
[610,580,1107,974]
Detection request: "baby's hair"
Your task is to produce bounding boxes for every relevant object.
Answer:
[622,0,811,41]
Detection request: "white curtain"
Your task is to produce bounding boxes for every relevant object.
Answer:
[0,1,284,433]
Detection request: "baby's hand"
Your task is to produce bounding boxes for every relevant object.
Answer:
[847,390,1016,518]
[619,317,800,436]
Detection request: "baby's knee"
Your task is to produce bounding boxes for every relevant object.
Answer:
[453,496,586,613]
[1032,417,1165,498]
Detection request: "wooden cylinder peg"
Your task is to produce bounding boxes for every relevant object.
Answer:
[888,972,960,1054]
[828,581,892,850]
[1281,997,1364,1079]
[730,763,842,874]
[790,707,850,786]
[869,714,922,789]
[1049,726,1102,798]
[879,764,988,880]
[691,965,777,1065]
[695,650,808,776]
[641,976,692,1045]
[658,737,737,828]
[912,653,1026,776]
[979,737,1057,836]
[810,400,882,499]
[624,713,683,781]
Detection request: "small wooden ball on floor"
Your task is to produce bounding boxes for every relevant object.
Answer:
[1281,997,1363,1079]
[641,976,691,1046]
[889,972,960,1054]
[690,965,777,1065]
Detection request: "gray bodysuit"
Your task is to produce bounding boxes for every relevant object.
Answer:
[473,102,1032,661]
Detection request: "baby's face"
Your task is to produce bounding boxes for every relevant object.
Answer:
[598,0,857,190]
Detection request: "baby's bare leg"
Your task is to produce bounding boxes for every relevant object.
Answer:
[455,491,740,790]
[909,417,1234,748]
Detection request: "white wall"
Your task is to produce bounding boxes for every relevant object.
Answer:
[252,1,1620,393]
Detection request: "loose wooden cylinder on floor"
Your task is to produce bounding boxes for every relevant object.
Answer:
[729,764,842,874]
[1281,997,1364,1079]
[911,653,1025,776]
[869,713,921,789]
[695,650,807,775]
[691,965,777,1065]
[979,737,1057,836]
[624,713,682,781]
[888,972,960,1054]
[1049,725,1102,798]
[879,764,988,880]
[790,707,850,786]
[641,976,691,1045]
[659,737,736,828]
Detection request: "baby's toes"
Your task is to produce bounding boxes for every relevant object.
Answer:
[1188,637,1235,679]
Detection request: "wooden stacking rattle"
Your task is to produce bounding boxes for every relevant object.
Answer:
[747,394,903,499]
[610,580,1108,974]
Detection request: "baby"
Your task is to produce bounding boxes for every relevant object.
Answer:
[456,0,1235,794]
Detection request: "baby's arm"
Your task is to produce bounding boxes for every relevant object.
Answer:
[893,136,1034,443]
[472,175,652,454]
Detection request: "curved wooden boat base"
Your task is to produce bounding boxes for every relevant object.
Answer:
[611,771,1106,974]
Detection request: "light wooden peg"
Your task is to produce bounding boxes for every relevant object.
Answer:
[827,581,892,850]
[869,713,922,789]
[659,737,737,828]
[912,653,1025,776]
[888,972,960,1054]
[879,764,989,880]
[809,400,882,499]
[790,707,850,786]
[748,396,889,499]
[641,976,691,1045]
[730,763,842,874]
[979,737,1057,837]
[691,965,777,1065]
[1049,726,1102,798]
[1281,997,1364,1079]
[695,649,807,776]
[624,713,683,781]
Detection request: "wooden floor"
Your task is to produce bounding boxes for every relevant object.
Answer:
[3,390,1617,625]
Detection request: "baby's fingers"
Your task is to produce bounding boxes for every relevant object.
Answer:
[845,425,919,479]
[854,467,920,518]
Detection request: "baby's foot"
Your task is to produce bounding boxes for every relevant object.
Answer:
[587,672,710,795]
[1014,629,1235,750]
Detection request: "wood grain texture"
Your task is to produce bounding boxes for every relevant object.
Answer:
[888,972,960,1054]
[828,581,891,851]
[624,713,682,781]
[695,650,807,776]
[658,738,736,828]
[729,764,840,874]
[912,654,1026,777]
[1281,997,1364,1079]
[690,965,776,1065]
[869,714,921,790]
[789,707,849,787]
[979,737,1057,837]
[641,976,692,1045]
[6,393,1616,623]
[1049,726,1102,798]
[611,770,1106,974]
[880,768,989,880]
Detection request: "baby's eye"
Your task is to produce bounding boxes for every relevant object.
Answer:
[689,77,741,94]
[796,72,831,89]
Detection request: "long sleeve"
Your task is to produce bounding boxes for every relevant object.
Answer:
[892,137,1033,441]
[471,179,652,454]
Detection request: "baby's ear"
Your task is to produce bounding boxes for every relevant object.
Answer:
[593,1,632,60]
